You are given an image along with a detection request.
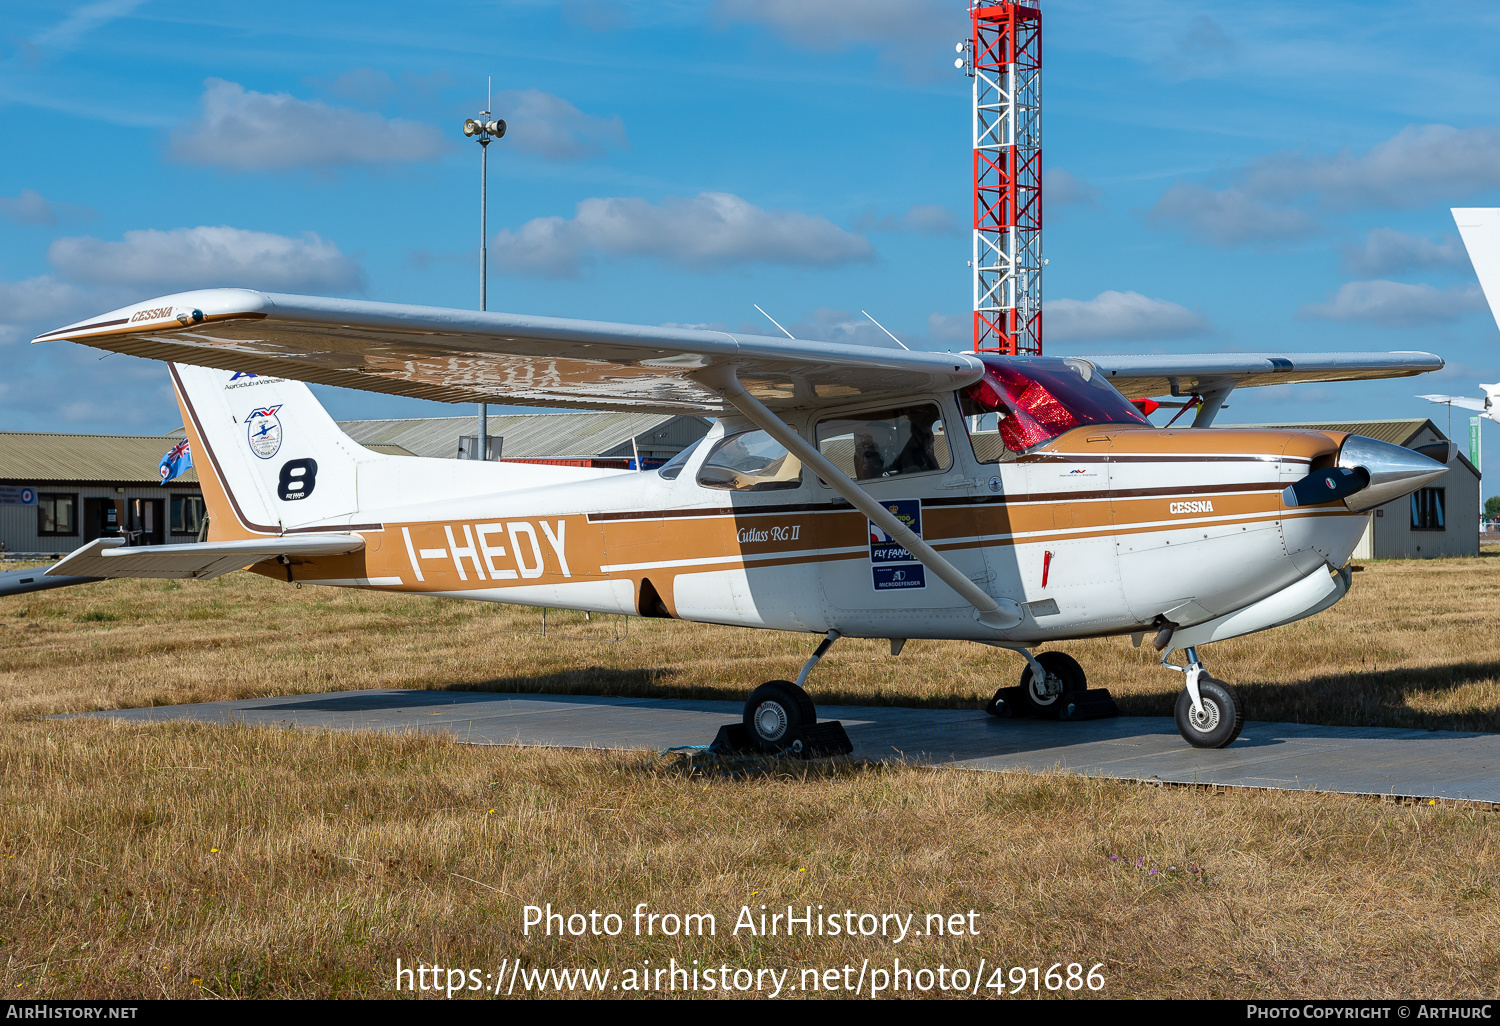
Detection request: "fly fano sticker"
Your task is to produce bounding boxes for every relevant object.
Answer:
[1169,500,1214,515]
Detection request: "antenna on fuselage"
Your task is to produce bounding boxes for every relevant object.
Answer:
[753,304,795,340]
[861,309,910,350]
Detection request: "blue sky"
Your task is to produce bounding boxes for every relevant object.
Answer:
[3,0,1499,489]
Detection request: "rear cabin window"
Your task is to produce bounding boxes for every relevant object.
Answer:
[959,356,1149,459]
[696,430,802,492]
[656,439,702,481]
[815,404,951,482]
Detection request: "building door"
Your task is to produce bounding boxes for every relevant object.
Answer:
[83,498,121,543]
[126,498,164,545]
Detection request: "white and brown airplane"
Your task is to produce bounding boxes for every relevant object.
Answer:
[15,289,1453,750]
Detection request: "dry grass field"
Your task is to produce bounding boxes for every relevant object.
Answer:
[2,553,1498,999]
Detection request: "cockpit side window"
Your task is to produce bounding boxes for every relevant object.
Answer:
[814,403,951,482]
[960,356,1149,459]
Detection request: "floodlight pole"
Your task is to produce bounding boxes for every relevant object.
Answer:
[477,117,488,461]
[463,83,506,460]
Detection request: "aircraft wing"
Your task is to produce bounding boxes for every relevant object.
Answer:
[46,534,365,581]
[33,289,984,414]
[1085,352,1445,400]
[1417,393,1489,412]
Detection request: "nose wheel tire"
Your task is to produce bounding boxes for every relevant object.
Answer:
[1018,651,1087,719]
[743,680,816,752]
[1174,676,1244,749]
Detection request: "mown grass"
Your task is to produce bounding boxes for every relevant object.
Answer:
[2,720,1496,999]
[1,556,1498,999]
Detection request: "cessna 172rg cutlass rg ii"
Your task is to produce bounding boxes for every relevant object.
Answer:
[20,286,1455,750]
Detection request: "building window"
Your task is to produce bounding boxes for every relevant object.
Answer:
[1411,488,1445,530]
[37,493,78,536]
[171,495,206,535]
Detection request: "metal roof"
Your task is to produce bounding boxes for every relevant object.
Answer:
[335,411,709,460]
[0,432,199,484]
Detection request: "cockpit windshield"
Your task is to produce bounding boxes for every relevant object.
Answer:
[959,356,1149,456]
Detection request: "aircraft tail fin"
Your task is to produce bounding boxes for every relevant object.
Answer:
[1453,208,1500,337]
[170,363,370,539]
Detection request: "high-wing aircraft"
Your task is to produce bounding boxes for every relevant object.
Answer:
[16,283,1454,751]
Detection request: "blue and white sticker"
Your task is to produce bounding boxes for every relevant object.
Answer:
[869,498,925,591]
[245,405,283,459]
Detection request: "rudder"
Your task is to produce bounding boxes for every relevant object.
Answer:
[171,364,367,538]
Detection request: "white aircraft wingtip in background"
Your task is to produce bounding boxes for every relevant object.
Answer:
[1437,207,1500,423]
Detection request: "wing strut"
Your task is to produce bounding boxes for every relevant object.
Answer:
[699,366,1023,630]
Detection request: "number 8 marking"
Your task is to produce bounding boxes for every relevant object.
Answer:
[278,458,318,501]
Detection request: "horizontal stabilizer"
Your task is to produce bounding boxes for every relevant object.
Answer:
[0,566,102,598]
[46,534,365,581]
[1417,393,1489,412]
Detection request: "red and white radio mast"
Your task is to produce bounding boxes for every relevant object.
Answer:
[965,3,1042,356]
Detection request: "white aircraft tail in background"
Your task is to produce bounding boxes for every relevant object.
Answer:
[1420,209,1500,424]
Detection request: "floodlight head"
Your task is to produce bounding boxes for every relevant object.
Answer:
[463,118,481,137]
[488,119,506,139]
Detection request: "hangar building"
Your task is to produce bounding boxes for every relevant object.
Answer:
[0,433,204,557]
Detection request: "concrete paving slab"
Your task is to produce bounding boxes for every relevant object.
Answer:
[68,690,1500,804]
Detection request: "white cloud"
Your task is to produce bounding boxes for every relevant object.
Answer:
[1149,182,1319,247]
[491,192,874,278]
[168,79,447,171]
[1297,280,1486,327]
[32,0,145,50]
[925,311,970,346]
[1341,228,1469,277]
[852,203,958,234]
[48,226,364,293]
[777,308,906,348]
[1045,168,1103,208]
[0,276,96,346]
[564,0,631,32]
[1165,14,1236,76]
[0,189,95,226]
[1152,124,1500,248]
[0,276,90,324]
[714,0,958,75]
[1044,290,1212,343]
[1246,124,1500,208]
[495,88,627,161]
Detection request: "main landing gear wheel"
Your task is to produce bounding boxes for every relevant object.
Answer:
[1017,651,1086,719]
[1174,676,1244,749]
[743,680,816,753]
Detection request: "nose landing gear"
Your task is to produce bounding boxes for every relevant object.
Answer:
[1162,646,1244,748]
